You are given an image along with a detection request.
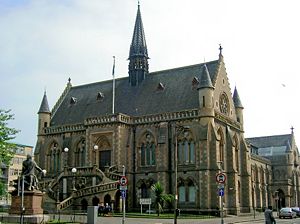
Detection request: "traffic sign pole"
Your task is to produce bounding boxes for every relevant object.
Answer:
[122,165,126,224]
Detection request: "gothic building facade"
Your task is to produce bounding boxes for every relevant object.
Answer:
[34,4,299,215]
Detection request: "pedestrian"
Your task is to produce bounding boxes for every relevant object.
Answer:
[264,205,276,224]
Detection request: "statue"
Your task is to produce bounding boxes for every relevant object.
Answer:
[21,154,46,191]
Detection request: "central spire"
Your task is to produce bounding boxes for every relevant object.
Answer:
[128,3,149,86]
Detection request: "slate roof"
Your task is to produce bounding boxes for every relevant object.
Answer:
[233,87,243,108]
[50,60,219,126]
[246,134,292,156]
[129,4,148,59]
[38,92,50,114]
[198,64,213,89]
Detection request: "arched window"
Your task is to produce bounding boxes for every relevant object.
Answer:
[140,133,156,166]
[217,129,224,164]
[75,139,86,167]
[233,136,239,172]
[188,181,196,202]
[178,178,196,204]
[47,142,60,174]
[177,131,195,165]
[179,185,186,202]
[95,136,112,171]
[141,183,148,198]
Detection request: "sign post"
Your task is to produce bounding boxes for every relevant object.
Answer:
[216,172,226,224]
[121,165,126,224]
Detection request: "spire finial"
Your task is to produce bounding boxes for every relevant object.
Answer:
[291,126,294,134]
[68,77,71,83]
[219,44,223,55]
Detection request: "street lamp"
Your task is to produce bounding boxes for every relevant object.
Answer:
[93,145,98,166]
[173,124,189,224]
[71,167,77,191]
[63,147,69,168]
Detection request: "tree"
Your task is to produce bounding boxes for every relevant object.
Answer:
[0,109,19,196]
[151,181,174,216]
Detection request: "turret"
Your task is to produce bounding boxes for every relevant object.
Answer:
[198,64,214,118]
[233,86,244,126]
[37,91,51,135]
[128,3,149,86]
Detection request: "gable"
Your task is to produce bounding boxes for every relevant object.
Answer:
[212,61,237,121]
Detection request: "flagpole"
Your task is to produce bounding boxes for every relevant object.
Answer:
[112,56,116,114]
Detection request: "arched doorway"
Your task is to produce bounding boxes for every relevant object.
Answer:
[92,196,100,206]
[275,189,285,210]
[104,194,111,206]
[81,198,88,211]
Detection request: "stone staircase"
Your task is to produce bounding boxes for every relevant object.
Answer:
[39,165,122,210]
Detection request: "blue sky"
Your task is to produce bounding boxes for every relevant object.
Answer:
[1,0,300,147]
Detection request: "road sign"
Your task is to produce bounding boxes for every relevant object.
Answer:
[216,173,226,183]
[120,185,127,191]
[219,188,224,197]
[119,176,128,186]
[218,184,225,189]
[121,190,126,199]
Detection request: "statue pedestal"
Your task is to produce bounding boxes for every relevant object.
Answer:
[9,190,44,215]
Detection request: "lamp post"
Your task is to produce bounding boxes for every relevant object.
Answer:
[93,145,98,166]
[63,147,69,168]
[71,168,77,191]
[173,124,189,224]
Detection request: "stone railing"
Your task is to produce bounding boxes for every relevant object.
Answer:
[73,181,118,198]
[133,109,199,124]
[44,123,85,134]
[57,181,118,210]
[57,196,74,210]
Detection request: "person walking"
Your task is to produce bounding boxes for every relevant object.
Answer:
[264,205,276,224]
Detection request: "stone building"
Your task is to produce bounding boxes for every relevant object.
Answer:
[34,4,299,215]
[0,143,33,205]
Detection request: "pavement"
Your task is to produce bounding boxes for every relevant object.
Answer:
[1,211,267,224]
[53,212,266,224]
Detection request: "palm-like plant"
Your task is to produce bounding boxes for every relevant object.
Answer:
[151,181,174,216]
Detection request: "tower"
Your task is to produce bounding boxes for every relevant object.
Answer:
[128,3,149,86]
[233,87,244,127]
[37,91,51,135]
[198,64,214,119]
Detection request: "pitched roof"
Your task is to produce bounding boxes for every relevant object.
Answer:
[247,134,292,156]
[198,64,213,89]
[50,60,219,126]
[233,87,243,108]
[38,92,50,114]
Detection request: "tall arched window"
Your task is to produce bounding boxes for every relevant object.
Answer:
[178,178,196,204]
[47,142,60,174]
[177,131,195,165]
[95,136,112,171]
[217,129,224,164]
[233,136,239,172]
[140,133,156,166]
[75,139,86,167]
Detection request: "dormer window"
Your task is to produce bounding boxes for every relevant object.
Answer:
[97,92,105,101]
[192,77,199,89]
[70,97,77,105]
[156,82,165,91]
